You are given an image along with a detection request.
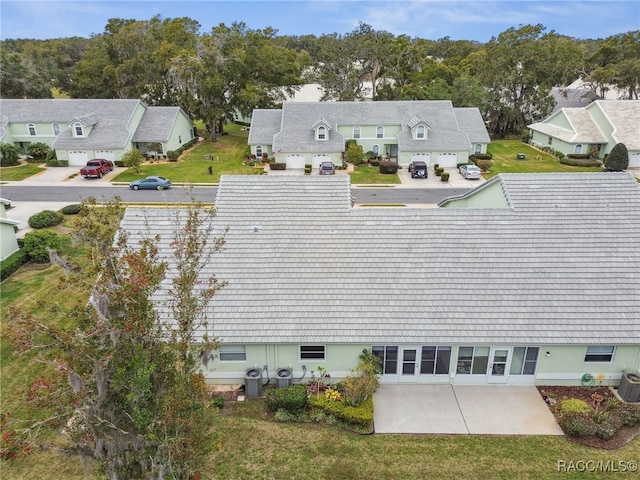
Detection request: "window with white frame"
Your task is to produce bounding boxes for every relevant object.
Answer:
[420,346,451,374]
[475,144,482,154]
[575,144,583,154]
[510,347,539,375]
[317,126,326,140]
[456,346,489,374]
[300,345,325,360]
[416,125,425,139]
[219,345,246,361]
[376,126,384,139]
[52,123,60,135]
[28,124,36,136]
[372,144,379,155]
[585,346,615,362]
[74,122,84,137]
[372,346,398,374]
[256,145,263,157]
[353,125,361,139]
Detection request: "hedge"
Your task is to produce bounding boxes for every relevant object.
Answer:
[62,204,82,215]
[265,385,308,413]
[308,395,373,426]
[566,154,592,159]
[28,210,64,229]
[0,250,28,281]
[560,158,602,167]
[441,172,449,181]
[269,162,287,171]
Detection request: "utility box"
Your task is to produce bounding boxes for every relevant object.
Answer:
[516,153,526,160]
[618,373,640,402]
[276,368,293,388]
[244,368,263,398]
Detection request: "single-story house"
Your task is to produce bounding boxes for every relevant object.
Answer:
[118,173,640,387]
[0,198,20,261]
[248,100,490,169]
[528,100,640,167]
[0,99,195,166]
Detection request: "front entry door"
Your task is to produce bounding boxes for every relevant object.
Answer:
[400,347,419,382]
[487,347,511,384]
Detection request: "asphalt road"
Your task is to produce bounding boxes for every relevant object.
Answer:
[0,185,471,205]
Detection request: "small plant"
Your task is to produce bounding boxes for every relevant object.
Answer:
[441,172,450,181]
[28,210,63,229]
[476,159,493,172]
[210,396,225,409]
[23,229,62,263]
[308,366,330,396]
[560,398,593,416]
[324,386,342,402]
[559,412,597,437]
[62,204,81,215]
[274,409,297,422]
[435,167,443,176]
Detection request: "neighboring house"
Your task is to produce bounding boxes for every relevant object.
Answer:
[0,198,20,261]
[0,99,195,166]
[528,100,640,167]
[119,173,640,387]
[249,101,490,169]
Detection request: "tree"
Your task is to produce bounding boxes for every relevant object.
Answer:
[586,31,640,100]
[344,142,364,165]
[604,143,629,171]
[122,149,145,174]
[7,197,225,479]
[0,143,22,166]
[27,142,51,160]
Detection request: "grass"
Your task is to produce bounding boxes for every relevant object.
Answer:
[349,165,400,185]
[0,163,46,181]
[485,140,602,179]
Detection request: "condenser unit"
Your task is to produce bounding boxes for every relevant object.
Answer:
[276,368,293,388]
[618,373,640,402]
[244,368,263,398]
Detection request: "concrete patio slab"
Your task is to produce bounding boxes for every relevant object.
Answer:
[373,384,564,435]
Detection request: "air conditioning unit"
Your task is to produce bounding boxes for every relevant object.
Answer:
[276,368,293,388]
[618,373,640,402]
[244,368,263,398]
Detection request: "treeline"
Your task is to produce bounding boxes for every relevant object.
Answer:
[1,16,638,136]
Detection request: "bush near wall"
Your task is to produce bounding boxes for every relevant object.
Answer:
[308,395,373,427]
[560,158,602,167]
[269,162,287,170]
[379,161,399,174]
[265,385,308,413]
[566,154,592,159]
[0,250,28,281]
[28,210,63,229]
[469,154,493,162]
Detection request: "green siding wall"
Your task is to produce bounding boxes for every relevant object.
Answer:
[440,181,509,208]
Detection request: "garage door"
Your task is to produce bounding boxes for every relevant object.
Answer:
[286,154,306,169]
[68,151,89,166]
[629,152,640,168]
[95,150,116,161]
[312,154,331,168]
[437,152,458,167]
[411,153,431,168]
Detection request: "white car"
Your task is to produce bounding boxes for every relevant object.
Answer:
[459,164,482,179]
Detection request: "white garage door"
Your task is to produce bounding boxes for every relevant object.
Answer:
[629,152,640,168]
[312,154,331,168]
[286,154,306,169]
[437,152,458,167]
[68,151,89,166]
[411,153,431,168]
[95,150,116,161]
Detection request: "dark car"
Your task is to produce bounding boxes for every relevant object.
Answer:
[319,161,336,175]
[129,176,172,190]
[408,161,428,178]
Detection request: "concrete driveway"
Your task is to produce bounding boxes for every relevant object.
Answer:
[373,384,564,435]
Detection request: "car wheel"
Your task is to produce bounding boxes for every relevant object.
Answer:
[98,172,103,178]
[156,185,163,191]
[133,185,139,190]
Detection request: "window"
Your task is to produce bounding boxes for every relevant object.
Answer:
[416,125,425,139]
[353,126,361,139]
[28,124,36,136]
[585,346,615,362]
[52,123,60,135]
[74,122,84,137]
[574,144,583,154]
[456,346,489,374]
[510,347,539,375]
[372,346,398,374]
[256,145,263,157]
[300,345,325,360]
[420,346,451,374]
[219,345,246,361]
[317,126,326,140]
[547,136,553,145]
[475,144,482,154]
[376,126,384,139]
[372,144,379,155]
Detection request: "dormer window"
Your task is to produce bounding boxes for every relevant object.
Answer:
[417,125,425,139]
[313,117,331,141]
[74,122,84,137]
[376,126,384,139]
[317,126,326,140]
[28,124,37,136]
[353,126,361,139]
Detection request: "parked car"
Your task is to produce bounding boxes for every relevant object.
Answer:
[129,176,172,190]
[79,158,114,178]
[459,164,482,180]
[408,161,428,178]
[319,161,335,175]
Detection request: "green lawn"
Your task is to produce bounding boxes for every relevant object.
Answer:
[0,163,46,181]
[349,165,400,185]
[485,140,602,179]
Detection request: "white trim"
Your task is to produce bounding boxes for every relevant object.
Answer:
[535,373,622,381]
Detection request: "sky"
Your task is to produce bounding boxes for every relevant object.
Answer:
[1,0,638,42]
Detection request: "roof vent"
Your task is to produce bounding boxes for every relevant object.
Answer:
[252,225,261,233]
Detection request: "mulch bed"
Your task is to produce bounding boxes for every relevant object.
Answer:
[537,386,640,449]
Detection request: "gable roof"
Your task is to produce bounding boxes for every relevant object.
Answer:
[132,106,188,143]
[119,173,640,347]
[591,100,640,150]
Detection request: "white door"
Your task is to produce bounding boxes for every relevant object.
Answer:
[400,347,419,382]
[629,152,640,168]
[437,152,458,167]
[68,151,89,166]
[487,347,511,384]
[286,154,306,169]
[411,153,431,168]
[312,154,331,169]
[95,150,115,161]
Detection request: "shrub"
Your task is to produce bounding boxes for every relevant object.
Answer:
[441,172,450,181]
[470,154,493,161]
[345,142,365,165]
[0,143,21,166]
[210,396,225,409]
[603,142,628,171]
[435,168,443,176]
[476,159,493,172]
[247,161,255,167]
[0,250,28,281]
[379,161,399,174]
[614,404,640,426]
[433,163,439,170]
[114,160,125,167]
[167,150,179,162]
[369,159,380,166]
[265,385,308,413]
[28,210,63,229]
[27,142,51,159]
[594,414,618,440]
[566,154,592,160]
[560,398,593,416]
[274,409,297,422]
[304,164,312,174]
[559,412,597,437]
[269,162,287,171]
[308,395,373,426]
[23,229,62,263]
[122,149,145,174]
[62,204,81,215]
[560,158,602,167]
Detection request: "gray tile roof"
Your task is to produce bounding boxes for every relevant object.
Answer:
[247,109,283,145]
[595,100,640,150]
[529,108,607,144]
[119,173,640,347]
[132,107,185,142]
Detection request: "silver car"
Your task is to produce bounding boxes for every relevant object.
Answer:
[459,164,482,179]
